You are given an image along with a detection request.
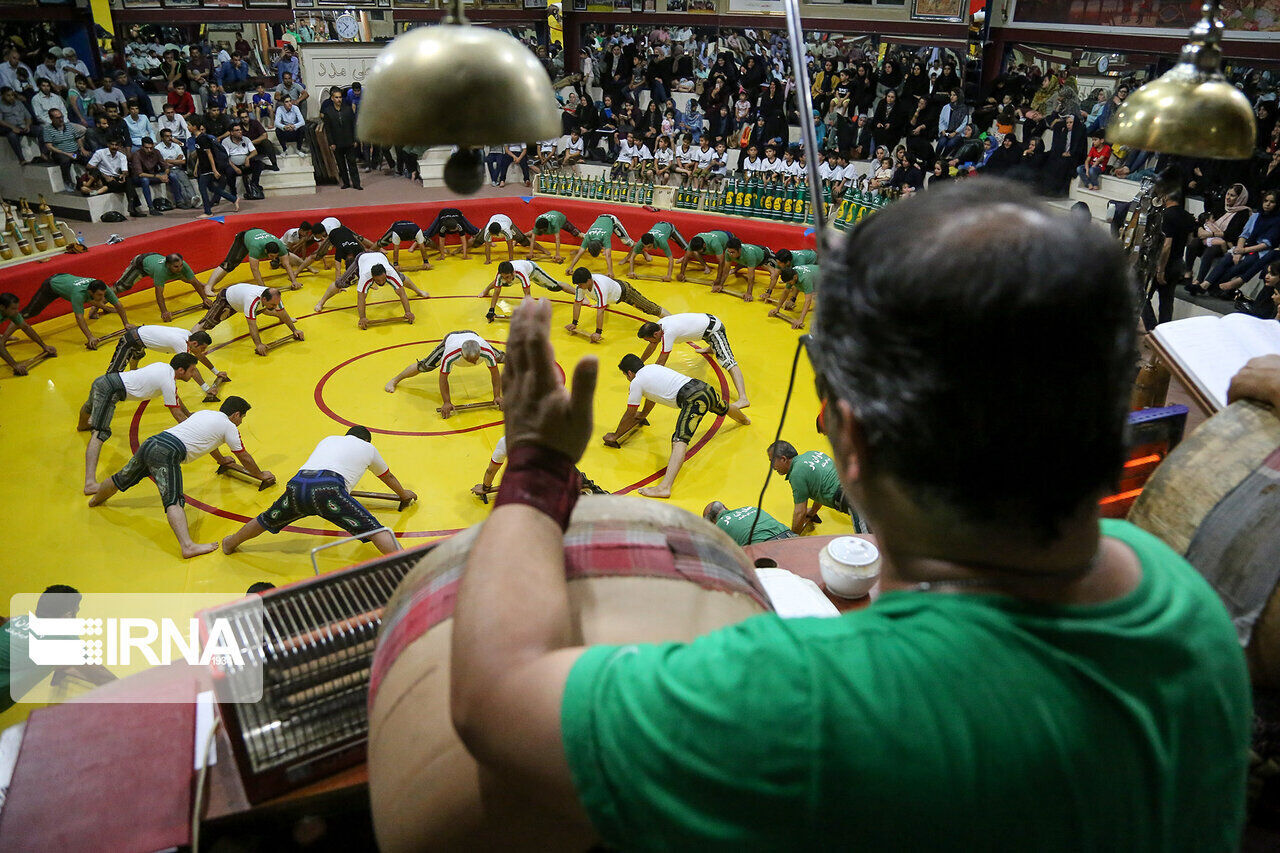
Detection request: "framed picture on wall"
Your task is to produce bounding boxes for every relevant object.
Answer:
[164,0,202,7]
[244,0,289,6]
[122,0,163,7]
[910,0,964,22]
[201,0,244,7]
[572,0,586,9]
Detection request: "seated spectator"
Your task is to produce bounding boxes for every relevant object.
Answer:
[205,83,228,113]
[562,127,585,170]
[0,86,37,164]
[155,127,198,208]
[0,48,33,99]
[222,122,262,196]
[30,78,67,126]
[123,99,154,149]
[67,76,95,126]
[186,46,213,93]
[113,69,154,118]
[92,76,128,113]
[274,95,306,154]
[129,136,170,215]
[167,81,195,116]
[868,155,893,189]
[156,102,189,149]
[234,105,279,171]
[33,53,66,95]
[217,53,250,97]
[251,82,273,128]
[203,103,230,140]
[88,138,147,216]
[159,49,188,92]
[1191,189,1280,296]
[679,99,704,144]
[275,72,308,118]
[1076,132,1112,191]
[276,45,300,84]
[936,89,970,158]
[40,108,84,191]
[1186,183,1250,281]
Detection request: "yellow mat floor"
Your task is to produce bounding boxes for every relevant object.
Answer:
[0,248,824,724]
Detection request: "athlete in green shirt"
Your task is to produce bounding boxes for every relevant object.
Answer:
[529,210,582,263]
[0,292,56,375]
[702,501,793,545]
[22,273,129,349]
[766,441,866,533]
[768,263,819,329]
[443,183,1250,853]
[716,237,771,300]
[626,221,688,281]
[763,247,818,298]
[114,252,211,322]
[677,230,734,283]
[566,214,634,278]
[205,227,303,292]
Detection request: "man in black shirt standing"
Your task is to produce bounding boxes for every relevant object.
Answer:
[1144,188,1197,329]
[320,86,361,190]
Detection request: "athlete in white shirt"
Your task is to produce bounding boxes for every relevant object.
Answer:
[478,213,531,265]
[603,356,750,498]
[192,283,305,357]
[562,130,585,169]
[313,250,428,326]
[106,325,225,393]
[637,312,748,407]
[90,397,270,559]
[673,138,696,184]
[221,426,417,557]
[384,330,505,418]
[567,268,668,343]
[480,260,565,321]
[79,353,200,495]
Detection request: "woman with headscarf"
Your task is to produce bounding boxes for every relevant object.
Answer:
[871,89,908,155]
[903,95,936,168]
[1185,183,1250,282]
[877,58,903,100]
[900,61,930,104]
[853,62,877,115]
[1008,136,1048,190]
[1192,189,1280,296]
[810,58,838,116]
[740,54,766,105]
[981,133,1023,175]
[1044,112,1087,197]
[932,62,962,99]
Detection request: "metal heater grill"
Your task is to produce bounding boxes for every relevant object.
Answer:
[205,545,431,802]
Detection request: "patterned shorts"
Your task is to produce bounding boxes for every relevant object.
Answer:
[672,379,727,445]
[257,470,380,536]
[106,326,147,375]
[196,290,236,331]
[111,432,187,508]
[85,372,127,441]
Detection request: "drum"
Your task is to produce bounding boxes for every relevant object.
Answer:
[1128,400,1280,686]
[367,496,774,852]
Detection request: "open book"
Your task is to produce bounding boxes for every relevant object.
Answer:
[1151,313,1280,411]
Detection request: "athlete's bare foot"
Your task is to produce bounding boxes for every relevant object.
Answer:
[638,485,672,499]
[182,542,219,559]
[736,399,750,409]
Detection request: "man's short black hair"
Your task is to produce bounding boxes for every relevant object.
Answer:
[246,582,275,594]
[618,353,644,374]
[767,440,797,460]
[725,237,742,251]
[637,321,661,339]
[298,220,312,232]
[497,261,514,275]
[572,267,591,285]
[164,252,183,266]
[640,232,655,246]
[36,584,80,618]
[347,425,373,442]
[170,353,199,371]
[488,223,503,236]
[87,280,107,294]
[814,179,1137,538]
[371,264,387,277]
[586,239,603,256]
[780,267,797,282]
[688,236,705,252]
[312,224,327,237]
[221,396,252,417]
[775,249,793,264]
[0,292,18,309]
[189,330,213,347]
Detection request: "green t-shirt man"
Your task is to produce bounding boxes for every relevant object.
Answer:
[561,519,1250,851]
[773,248,817,268]
[584,215,622,249]
[534,210,569,235]
[0,616,52,713]
[244,228,289,259]
[628,222,686,259]
[141,253,195,288]
[730,243,769,270]
[50,274,121,316]
[786,264,819,295]
[691,231,731,256]
[714,506,790,545]
[787,449,841,506]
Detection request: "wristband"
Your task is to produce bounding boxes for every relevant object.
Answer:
[594,328,604,335]
[494,444,581,530]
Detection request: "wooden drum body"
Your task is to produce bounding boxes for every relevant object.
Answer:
[1129,400,1280,686]
[367,496,773,852]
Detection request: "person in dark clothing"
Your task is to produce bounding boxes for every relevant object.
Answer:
[1143,190,1197,329]
[900,62,930,104]
[1044,113,1087,197]
[902,95,936,167]
[871,90,907,154]
[320,86,361,190]
[981,134,1023,175]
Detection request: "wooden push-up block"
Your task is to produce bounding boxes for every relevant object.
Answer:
[565,326,602,343]
[491,300,514,322]
[351,490,416,512]
[216,462,276,491]
[602,418,649,448]
[438,399,498,417]
[17,349,54,374]
[364,315,413,328]
[202,374,230,403]
[263,334,297,352]
[472,484,500,505]
[96,326,128,343]
[169,304,204,320]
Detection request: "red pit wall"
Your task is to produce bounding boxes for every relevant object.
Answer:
[3,198,815,323]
